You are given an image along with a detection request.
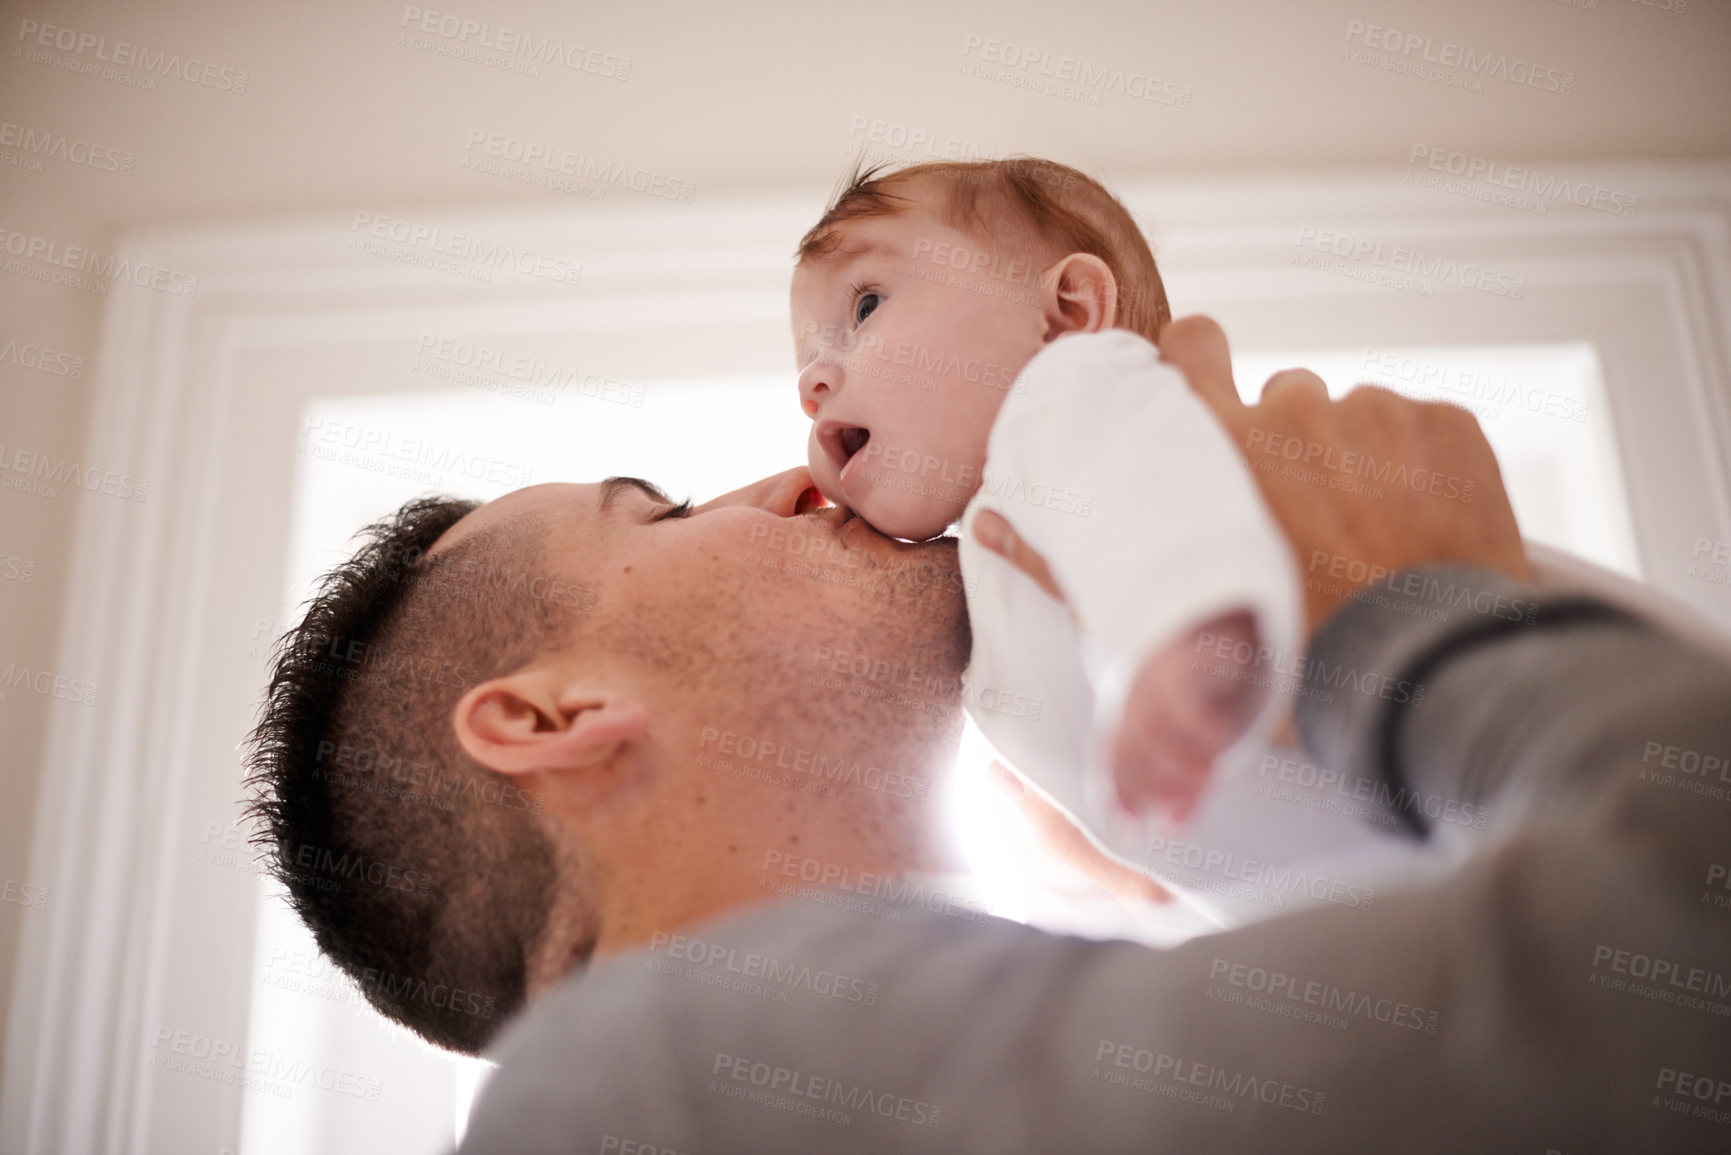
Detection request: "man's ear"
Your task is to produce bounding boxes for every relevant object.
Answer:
[1041,252,1119,341]
[452,670,650,778]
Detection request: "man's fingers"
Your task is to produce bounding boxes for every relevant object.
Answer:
[973,510,1066,604]
[1157,315,1242,415]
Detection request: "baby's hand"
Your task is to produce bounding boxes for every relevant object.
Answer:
[975,510,1271,826]
[1110,610,1265,825]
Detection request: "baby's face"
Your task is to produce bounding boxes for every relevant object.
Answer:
[790,209,1050,540]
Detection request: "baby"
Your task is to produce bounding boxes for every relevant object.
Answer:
[789,158,1302,882]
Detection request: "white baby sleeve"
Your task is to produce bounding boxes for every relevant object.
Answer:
[959,330,1301,855]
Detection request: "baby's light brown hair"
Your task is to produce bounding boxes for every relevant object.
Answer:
[796,157,1170,344]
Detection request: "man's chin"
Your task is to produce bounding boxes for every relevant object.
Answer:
[904,535,971,667]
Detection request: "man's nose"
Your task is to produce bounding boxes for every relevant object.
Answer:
[693,467,822,517]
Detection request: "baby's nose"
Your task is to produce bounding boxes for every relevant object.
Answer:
[796,357,840,413]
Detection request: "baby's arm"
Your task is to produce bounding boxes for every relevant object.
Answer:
[966,330,1301,840]
[971,499,1273,826]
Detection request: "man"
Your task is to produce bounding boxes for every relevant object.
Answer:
[245,455,972,1052]
[247,319,1730,1149]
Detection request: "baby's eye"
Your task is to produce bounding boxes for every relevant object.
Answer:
[853,292,882,326]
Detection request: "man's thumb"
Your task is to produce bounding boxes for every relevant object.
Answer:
[1157,315,1242,415]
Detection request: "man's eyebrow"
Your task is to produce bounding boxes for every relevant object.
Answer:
[599,476,671,513]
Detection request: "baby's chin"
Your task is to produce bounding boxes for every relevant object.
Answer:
[852,487,969,542]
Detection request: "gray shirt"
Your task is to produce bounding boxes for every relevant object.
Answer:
[461,567,1731,1153]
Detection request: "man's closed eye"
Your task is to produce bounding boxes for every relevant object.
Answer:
[652,500,693,522]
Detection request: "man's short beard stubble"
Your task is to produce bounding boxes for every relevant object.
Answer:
[691,532,972,766]
[788,533,972,759]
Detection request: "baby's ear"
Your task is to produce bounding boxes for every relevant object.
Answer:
[1042,253,1119,340]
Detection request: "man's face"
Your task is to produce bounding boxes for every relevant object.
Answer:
[791,206,1052,542]
[435,468,970,736]
[433,468,971,977]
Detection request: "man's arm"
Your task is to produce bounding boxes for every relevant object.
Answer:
[459,574,1731,1154]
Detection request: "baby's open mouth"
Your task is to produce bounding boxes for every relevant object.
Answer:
[840,426,870,461]
[818,421,872,480]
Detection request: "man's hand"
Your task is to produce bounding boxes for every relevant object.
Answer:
[1158,315,1529,634]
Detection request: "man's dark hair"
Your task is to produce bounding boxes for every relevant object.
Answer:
[244,496,584,1054]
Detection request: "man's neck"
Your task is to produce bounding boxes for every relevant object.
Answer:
[585,710,968,961]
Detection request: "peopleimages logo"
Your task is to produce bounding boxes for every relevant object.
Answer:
[149,1027,384,1101]
[0,121,134,174]
[16,19,249,92]
[845,115,996,163]
[1341,20,1574,95]
[357,966,497,1019]
[413,335,647,408]
[288,842,434,896]
[759,849,994,923]
[710,1052,943,1128]
[0,663,98,707]
[348,211,583,286]
[1293,226,1525,299]
[1092,1039,1327,1114]
[697,727,930,802]
[1206,957,1441,1033]
[958,34,1192,108]
[312,737,546,815]
[462,130,694,203]
[0,336,84,378]
[398,6,631,80]
[1358,348,1589,425]
[0,443,149,502]
[1406,144,1640,219]
[300,415,537,488]
[1257,753,1491,830]
[0,228,200,298]
[1144,834,1378,910]
[648,931,881,1006]
[1590,943,1731,1010]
